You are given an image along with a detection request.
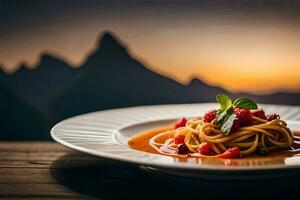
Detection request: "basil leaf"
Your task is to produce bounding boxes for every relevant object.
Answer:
[217,110,227,123]
[220,112,237,135]
[216,107,235,135]
[217,106,233,123]
[234,97,258,109]
[216,93,232,111]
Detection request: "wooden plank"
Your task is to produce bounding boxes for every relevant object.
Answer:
[0,197,95,200]
[0,142,99,199]
[0,142,138,199]
[0,196,94,200]
[0,142,299,199]
[0,152,102,161]
[0,183,74,196]
[0,142,67,152]
[0,169,56,183]
[0,165,135,183]
[0,183,96,199]
[0,152,68,161]
[0,157,121,168]
[0,153,127,169]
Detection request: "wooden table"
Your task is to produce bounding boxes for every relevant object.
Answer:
[0,142,300,199]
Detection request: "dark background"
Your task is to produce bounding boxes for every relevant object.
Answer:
[1,0,300,140]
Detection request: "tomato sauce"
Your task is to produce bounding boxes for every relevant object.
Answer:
[128,128,300,166]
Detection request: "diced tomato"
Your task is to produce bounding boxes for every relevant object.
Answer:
[219,147,240,158]
[198,142,213,155]
[174,135,185,145]
[175,117,187,128]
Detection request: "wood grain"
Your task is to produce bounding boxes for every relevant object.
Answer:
[0,142,299,200]
[0,142,97,199]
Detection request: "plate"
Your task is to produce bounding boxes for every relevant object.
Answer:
[51,103,300,179]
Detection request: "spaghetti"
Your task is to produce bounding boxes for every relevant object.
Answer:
[149,116,293,158]
[129,94,294,158]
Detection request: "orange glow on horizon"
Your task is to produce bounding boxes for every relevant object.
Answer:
[1,8,300,94]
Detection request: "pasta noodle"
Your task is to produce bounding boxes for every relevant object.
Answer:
[149,116,293,157]
[130,94,295,158]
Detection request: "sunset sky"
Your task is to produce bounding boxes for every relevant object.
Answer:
[1,0,300,94]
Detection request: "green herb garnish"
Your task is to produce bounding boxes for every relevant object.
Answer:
[216,94,258,134]
[233,97,258,110]
[216,93,233,111]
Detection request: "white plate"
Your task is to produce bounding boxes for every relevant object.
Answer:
[51,103,300,179]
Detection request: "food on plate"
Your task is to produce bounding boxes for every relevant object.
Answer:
[128,94,294,158]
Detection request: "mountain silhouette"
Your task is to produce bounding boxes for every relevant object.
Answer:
[0,31,299,140]
[51,32,228,119]
[0,84,48,139]
[1,54,79,123]
[5,54,77,101]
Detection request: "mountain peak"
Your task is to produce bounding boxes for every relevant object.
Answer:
[97,31,126,51]
[37,53,70,69]
[189,78,205,85]
[13,62,31,74]
[18,61,31,70]
[39,53,59,64]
